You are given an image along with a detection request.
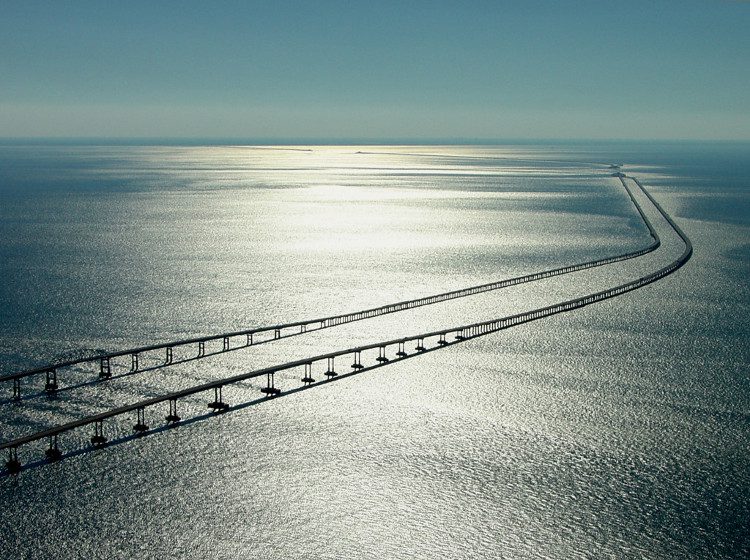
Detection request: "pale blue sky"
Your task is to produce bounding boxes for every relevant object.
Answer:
[1,1,748,140]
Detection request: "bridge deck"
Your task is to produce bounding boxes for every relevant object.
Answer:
[1,175,692,472]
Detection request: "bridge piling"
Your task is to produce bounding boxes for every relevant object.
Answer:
[351,350,364,370]
[44,368,58,394]
[6,447,21,473]
[133,407,149,433]
[301,362,315,385]
[165,398,181,423]
[208,386,229,412]
[91,421,107,447]
[325,357,337,378]
[261,372,281,396]
[99,357,111,380]
[376,346,389,363]
[45,434,62,461]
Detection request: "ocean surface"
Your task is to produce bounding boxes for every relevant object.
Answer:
[0,142,747,559]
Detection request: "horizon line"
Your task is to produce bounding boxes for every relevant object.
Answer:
[1,136,749,147]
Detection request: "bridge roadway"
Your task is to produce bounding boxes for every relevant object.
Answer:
[1,174,692,473]
[0,172,659,401]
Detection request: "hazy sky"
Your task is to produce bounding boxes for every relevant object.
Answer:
[1,1,748,140]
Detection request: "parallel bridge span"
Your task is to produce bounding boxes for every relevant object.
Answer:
[1,175,692,473]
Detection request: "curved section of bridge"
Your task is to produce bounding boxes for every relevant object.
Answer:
[1,174,691,473]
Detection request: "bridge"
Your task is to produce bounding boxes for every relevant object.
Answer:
[0,174,692,473]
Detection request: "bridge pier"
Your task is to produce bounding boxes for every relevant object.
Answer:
[437,333,448,346]
[300,324,307,334]
[274,329,281,340]
[133,407,149,433]
[246,333,253,346]
[376,346,389,363]
[46,434,62,461]
[91,421,107,447]
[222,336,230,352]
[261,372,281,396]
[130,353,139,372]
[396,341,407,358]
[415,338,426,352]
[44,368,58,394]
[455,329,466,341]
[99,357,111,380]
[165,347,173,365]
[324,357,337,378]
[197,341,205,358]
[165,398,181,423]
[301,362,315,385]
[208,386,229,412]
[351,350,364,370]
[12,377,21,400]
[6,447,21,473]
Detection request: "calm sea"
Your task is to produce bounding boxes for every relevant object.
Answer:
[0,142,747,559]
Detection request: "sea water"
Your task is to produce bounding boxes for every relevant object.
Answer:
[0,142,747,559]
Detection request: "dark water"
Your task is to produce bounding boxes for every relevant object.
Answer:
[0,142,747,559]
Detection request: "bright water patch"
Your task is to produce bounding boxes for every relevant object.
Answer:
[0,144,747,559]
